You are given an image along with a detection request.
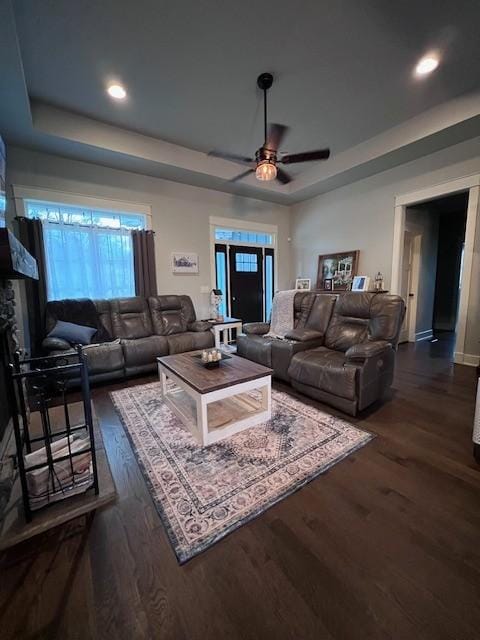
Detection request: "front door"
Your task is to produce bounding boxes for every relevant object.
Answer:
[229,245,263,323]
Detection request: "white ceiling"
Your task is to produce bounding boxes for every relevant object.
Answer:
[1,0,480,203]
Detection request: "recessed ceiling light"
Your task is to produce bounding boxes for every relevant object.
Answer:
[415,55,439,77]
[107,83,127,100]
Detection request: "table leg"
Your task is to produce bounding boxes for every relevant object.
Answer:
[260,380,272,415]
[159,368,168,397]
[196,395,208,446]
[214,327,221,349]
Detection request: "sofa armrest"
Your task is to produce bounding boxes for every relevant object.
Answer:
[243,322,270,335]
[345,340,391,362]
[284,328,324,343]
[188,320,212,332]
[42,337,72,352]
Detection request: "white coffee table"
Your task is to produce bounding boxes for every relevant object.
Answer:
[157,351,272,447]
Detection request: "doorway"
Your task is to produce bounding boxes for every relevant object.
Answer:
[399,192,468,357]
[211,219,276,324]
[392,177,479,365]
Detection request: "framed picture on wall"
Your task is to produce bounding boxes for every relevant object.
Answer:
[171,252,199,274]
[316,250,359,291]
[295,278,311,290]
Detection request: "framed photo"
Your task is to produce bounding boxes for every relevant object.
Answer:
[295,278,311,291]
[323,278,333,291]
[316,250,359,291]
[352,275,370,292]
[172,252,199,274]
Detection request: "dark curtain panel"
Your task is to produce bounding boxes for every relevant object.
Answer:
[132,229,157,298]
[17,217,48,356]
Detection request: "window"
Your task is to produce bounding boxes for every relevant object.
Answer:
[265,249,274,321]
[215,245,228,317]
[26,200,146,301]
[0,195,5,228]
[215,228,273,245]
[235,253,258,272]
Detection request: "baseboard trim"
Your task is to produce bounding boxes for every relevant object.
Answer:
[415,329,433,342]
[454,352,480,367]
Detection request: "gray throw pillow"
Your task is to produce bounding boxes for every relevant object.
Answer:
[48,320,97,345]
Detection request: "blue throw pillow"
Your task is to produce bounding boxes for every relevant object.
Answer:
[48,320,97,345]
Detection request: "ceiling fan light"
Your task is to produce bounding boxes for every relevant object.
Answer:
[256,161,277,181]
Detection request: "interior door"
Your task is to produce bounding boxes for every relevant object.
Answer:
[399,232,414,343]
[229,245,263,323]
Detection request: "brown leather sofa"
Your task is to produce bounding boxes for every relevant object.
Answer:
[42,294,214,382]
[237,291,405,415]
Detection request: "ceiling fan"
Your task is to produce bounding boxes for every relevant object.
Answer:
[208,72,330,185]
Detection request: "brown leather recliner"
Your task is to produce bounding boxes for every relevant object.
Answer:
[236,292,336,381]
[288,292,405,415]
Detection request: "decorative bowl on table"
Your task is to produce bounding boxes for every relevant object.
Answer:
[193,349,232,369]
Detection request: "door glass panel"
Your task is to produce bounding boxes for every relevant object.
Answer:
[235,253,258,272]
[215,228,273,245]
[215,250,228,317]
[265,254,273,321]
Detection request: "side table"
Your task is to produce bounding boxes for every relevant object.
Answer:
[207,317,243,350]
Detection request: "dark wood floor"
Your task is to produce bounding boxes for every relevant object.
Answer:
[1,335,479,640]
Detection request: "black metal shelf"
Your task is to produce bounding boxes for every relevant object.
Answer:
[6,346,99,522]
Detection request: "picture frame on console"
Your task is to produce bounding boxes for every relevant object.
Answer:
[316,250,359,291]
[295,278,311,290]
[352,275,371,292]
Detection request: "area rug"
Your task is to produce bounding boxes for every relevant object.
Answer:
[110,382,374,563]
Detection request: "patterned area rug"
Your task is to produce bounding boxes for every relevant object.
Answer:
[110,382,374,563]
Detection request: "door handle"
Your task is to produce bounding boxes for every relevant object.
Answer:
[232,296,236,301]
[408,293,414,297]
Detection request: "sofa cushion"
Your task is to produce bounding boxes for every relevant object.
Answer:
[44,298,111,343]
[324,315,369,352]
[148,295,188,335]
[167,331,214,355]
[369,294,406,345]
[236,334,273,367]
[94,299,113,339]
[82,341,124,374]
[288,347,358,400]
[110,297,153,339]
[121,335,169,368]
[180,295,197,325]
[48,320,97,345]
[305,294,337,334]
[294,291,316,328]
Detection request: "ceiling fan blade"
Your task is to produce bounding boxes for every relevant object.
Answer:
[208,150,254,166]
[280,149,330,164]
[276,167,292,185]
[229,169,255,183]
[265,123,289,151]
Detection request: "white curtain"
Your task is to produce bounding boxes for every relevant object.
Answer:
[42,220,135,300]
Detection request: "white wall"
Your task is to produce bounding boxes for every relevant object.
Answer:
[6,146,291,319]
[291,135,480,359]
